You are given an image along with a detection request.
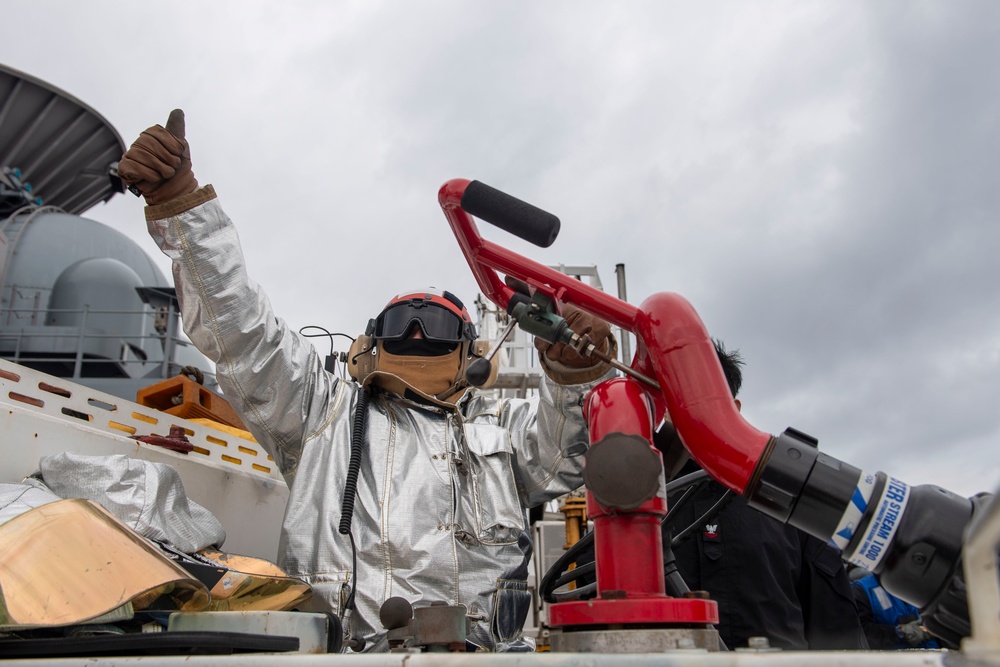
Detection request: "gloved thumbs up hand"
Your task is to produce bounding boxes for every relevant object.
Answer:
[118,109,199,206]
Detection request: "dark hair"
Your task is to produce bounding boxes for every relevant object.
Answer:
[713,339,744,398]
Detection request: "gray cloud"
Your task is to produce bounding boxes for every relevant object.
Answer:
[3,0,999,496]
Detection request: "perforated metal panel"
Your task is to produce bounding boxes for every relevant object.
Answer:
[0,358,287,560]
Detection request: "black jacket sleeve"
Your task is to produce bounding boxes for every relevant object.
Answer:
[799,535,870,650]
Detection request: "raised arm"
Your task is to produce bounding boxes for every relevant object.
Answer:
[118,110,340,475]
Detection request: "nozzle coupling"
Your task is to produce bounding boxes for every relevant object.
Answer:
[746,427,863,539]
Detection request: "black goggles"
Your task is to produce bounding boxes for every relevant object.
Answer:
[372,301,473,343]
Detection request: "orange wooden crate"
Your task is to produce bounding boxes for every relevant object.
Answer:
[136,375,248,431]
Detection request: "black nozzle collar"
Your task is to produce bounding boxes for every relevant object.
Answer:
[747,427,819,522]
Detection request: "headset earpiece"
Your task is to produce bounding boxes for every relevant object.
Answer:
[348,335,377,384]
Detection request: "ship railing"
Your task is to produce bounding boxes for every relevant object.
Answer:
[0,304,215,385]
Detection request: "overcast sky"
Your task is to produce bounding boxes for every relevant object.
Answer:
[3,1,999,497]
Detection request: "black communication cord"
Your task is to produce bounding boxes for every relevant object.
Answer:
[299,326,356,378]
[299,325,356,350]
[336,387,370,651]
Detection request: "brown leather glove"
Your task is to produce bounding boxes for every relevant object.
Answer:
[535,304,617,384]
[118,109,198,206]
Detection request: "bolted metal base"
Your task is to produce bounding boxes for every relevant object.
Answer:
[549,627,721,653]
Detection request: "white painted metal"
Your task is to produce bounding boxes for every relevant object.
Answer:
[961,489,1000,656]
[0,647,952,666]
[0,358,288,560]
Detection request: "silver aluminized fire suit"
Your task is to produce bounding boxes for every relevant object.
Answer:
[145,186,611,651]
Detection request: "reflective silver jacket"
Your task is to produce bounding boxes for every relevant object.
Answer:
[147,188,607,651]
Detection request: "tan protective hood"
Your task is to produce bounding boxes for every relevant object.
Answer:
[348,337,498,407]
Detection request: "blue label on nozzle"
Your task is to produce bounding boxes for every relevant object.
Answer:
[829,470,876,551]
[846,476,911,571]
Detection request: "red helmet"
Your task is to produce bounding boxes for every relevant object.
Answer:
[368,288,477,343]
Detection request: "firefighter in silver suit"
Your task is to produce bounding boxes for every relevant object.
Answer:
[118,111,616,651]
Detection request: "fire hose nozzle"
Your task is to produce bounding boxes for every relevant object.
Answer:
[509,299,571,344]
[510,297,661,389]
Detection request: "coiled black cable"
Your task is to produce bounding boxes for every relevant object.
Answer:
[339,387,370,614]
[539,470,715,604]
[546,561,596,591]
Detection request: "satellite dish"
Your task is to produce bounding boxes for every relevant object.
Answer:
[0,63,126,216]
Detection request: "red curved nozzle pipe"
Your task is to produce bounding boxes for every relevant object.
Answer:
[440,178,774,494]
[636,292,772,493]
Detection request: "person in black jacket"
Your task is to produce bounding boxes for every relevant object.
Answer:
[662,341,868,650]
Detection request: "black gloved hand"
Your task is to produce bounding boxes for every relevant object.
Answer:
[898,619,931,646]
[118,109,198,206]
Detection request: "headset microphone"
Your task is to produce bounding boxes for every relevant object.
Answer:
[466,317,518,387]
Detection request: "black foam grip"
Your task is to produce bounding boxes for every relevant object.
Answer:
[461,180,560,248]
